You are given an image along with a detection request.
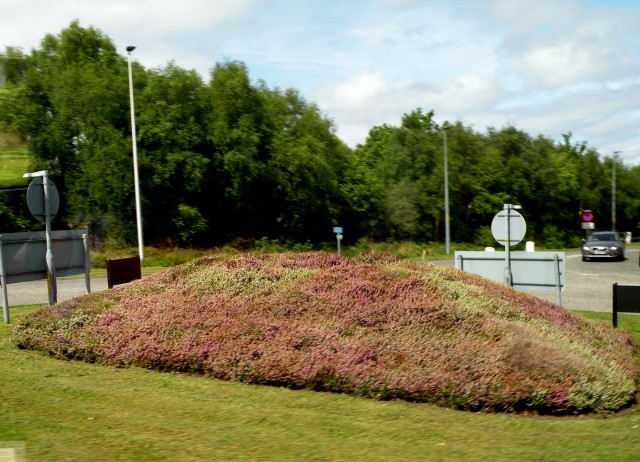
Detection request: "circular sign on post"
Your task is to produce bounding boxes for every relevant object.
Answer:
[581,210,594,223]
[491,209,526,247]
[26,177,60,223]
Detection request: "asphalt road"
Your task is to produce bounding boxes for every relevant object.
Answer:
[534,248,640,311]
[430,247,640,312]
[4,275,109,307]
[3,247,639,313]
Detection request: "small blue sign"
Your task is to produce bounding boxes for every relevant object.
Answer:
[333,227,343,234]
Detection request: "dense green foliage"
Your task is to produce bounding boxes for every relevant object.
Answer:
[0,133,31,230]
[12,252,637,413]
[2,22,640,248]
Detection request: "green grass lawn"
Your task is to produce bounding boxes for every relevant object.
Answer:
[0,305,638,461]
[576,310,640,343]
[0,141,30,187]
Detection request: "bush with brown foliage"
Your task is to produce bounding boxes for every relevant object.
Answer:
[12,252,637,413]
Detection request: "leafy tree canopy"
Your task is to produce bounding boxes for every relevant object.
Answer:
[2,22,639,249]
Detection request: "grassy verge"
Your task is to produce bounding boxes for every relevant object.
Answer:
[0,305,638,461]
[0,136,30,186]
[89,246,223,269]
[575,310,640,343]
[88,240,452,270]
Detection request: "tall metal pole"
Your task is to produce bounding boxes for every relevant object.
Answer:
[42,170,57,304]
[612,151,620,231]
[504,204,512,287]
[0,238,10,322]
[23,169,58,306]
[127,46,144,261]
[443,125,451,255]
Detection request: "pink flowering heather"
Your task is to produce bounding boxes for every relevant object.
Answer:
[11,252,637,413]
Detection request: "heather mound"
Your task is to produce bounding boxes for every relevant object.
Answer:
[12,252,637,413]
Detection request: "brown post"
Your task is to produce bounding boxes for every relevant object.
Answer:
[612,283,618,328]
[107,256,141,289]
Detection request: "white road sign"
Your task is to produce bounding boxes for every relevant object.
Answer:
[491,209,526,247]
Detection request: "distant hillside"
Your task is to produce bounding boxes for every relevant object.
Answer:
[11,252,638,414]
[0,133,30,186]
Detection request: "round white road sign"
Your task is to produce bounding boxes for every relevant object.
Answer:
[491,209,526,247]
[26,177,60,223]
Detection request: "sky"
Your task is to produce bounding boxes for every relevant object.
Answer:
[2,0,640,165]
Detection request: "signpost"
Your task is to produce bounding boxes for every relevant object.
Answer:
[24,170,59,305]
[454,251,565,304]
[333,227,343,256]
[581,210,595,230]
[0,230,90,322]
[491,204,526,286]
[612,283,640,328]
[26,176,59,222]
[454,204,566,305]
[0,169,92,322]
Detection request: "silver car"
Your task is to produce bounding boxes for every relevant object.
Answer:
[581,231,625,261]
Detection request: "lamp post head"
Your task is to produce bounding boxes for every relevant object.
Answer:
[503,204,522,210]
[126,46,136,53]
[23,170,47,178]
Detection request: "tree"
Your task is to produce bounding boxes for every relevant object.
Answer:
[6,22,639,249]
[20,21,133,241]
[202,61,271,241]
[346,125,394,238]
[265,87,350,241]
[444,123,506,243]
[0,192,31,232]
[0,47,32,139]
[137,63,209,245]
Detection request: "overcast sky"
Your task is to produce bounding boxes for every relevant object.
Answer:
[2,0,639,165]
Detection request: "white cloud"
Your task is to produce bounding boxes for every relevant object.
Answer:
[333,72,388,101]
[487,0,640,92]
[311,71,504,147]
[2,0,640,164]
[0,0,257,70]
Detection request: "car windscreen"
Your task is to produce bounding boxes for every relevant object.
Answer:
[588,233,617,242]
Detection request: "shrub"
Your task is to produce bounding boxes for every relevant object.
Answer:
[11,252,637,414]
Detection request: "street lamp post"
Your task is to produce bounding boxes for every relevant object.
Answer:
[611,151,620,232]
[442,124,451,255]
[127,46,144,261]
